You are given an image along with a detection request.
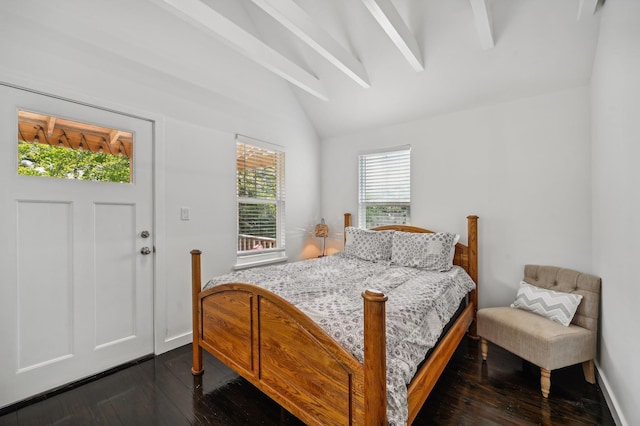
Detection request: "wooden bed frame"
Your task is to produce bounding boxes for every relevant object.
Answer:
[190,213,478,425]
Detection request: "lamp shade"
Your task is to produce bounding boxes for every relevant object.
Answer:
[314,219,329,238]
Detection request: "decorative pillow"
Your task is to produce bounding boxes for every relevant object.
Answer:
[344,227,394,261]
[510,281,583,326]
[391,231,458,271]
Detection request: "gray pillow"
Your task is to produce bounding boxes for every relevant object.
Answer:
[344,227,394,261]
[391,231,457,271]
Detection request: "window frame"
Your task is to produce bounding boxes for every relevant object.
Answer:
[235,135,287,269]
[358,146,411,229]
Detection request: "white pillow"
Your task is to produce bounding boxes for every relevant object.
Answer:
[344,227,394,261]
[511,281,583,326]
[391,231,458,271]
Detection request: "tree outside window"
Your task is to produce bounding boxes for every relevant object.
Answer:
[236,140,285,254]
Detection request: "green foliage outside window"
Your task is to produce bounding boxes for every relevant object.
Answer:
[237,167,276,199]
[237,167,277,239]
[238,203,277,240]
[365,205,410,228]
[18,141,131,183]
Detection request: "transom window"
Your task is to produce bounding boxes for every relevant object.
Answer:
[236,136,285,264]
[17,110,132,183]
[358,147,411,228]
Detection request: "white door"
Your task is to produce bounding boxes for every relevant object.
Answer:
[0,86,154,407]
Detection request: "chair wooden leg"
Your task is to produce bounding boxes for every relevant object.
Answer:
[582,360,595,384]
[540,368,551,398]
[481,338,488,361]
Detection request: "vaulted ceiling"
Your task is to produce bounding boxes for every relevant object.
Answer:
[155,0,602,139]
[2,1,602,141]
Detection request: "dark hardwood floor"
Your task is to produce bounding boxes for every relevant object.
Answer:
[0,337,614,425]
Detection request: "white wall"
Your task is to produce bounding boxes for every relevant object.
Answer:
[321,86,593,309]
[591,1,640,425]
[0,1,321,354]
[162,118,321,344]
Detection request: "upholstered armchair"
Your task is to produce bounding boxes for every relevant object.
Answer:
[477,265,601,398]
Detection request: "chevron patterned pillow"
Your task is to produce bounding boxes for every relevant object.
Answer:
[511,281,583,326]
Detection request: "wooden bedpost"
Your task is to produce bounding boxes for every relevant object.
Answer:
[344,213,352,247]
[362,289,388,425]
[191,249,204,376]
[466,216,479,339]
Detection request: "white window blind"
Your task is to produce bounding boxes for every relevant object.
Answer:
[236,138,285,256]
[358,147,411,228]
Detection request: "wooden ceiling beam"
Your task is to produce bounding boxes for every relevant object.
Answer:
[109,130,123,145]
[19,111,132,142]
[159,0,328,101]
[46,116,56,136]
[469,0,494,50]
[250,0,370,88]
[360,0,423,72]
[17,111,133,158]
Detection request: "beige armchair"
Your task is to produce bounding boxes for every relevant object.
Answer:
[477,265,601,398]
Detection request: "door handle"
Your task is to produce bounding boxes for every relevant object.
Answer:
[140,247,151,255]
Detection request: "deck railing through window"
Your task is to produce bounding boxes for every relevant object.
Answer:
[238,234,277,251]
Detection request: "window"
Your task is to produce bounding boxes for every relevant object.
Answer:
[17,110,132,183]
[358,147,411,229]
[236,136,285,267]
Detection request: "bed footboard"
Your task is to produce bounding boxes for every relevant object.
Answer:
[190,250,390,425]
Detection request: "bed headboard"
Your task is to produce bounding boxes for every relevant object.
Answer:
[343,212,479,300]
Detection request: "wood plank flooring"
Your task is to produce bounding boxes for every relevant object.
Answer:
[0,337,615,425]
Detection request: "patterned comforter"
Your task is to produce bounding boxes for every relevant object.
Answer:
[204,253,476,425]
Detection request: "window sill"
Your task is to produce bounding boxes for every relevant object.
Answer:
[234,253,288,270]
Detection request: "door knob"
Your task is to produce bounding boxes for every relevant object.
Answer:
[140,247,151,255]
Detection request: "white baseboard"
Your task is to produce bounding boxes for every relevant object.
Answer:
[156,331,192,355]
[595,360,629,426]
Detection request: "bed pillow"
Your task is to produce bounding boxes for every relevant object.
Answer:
[510,281,583,326]
[344,227,394,261]
[391,231,458,271]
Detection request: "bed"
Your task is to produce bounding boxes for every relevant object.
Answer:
[190,213,478,425]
